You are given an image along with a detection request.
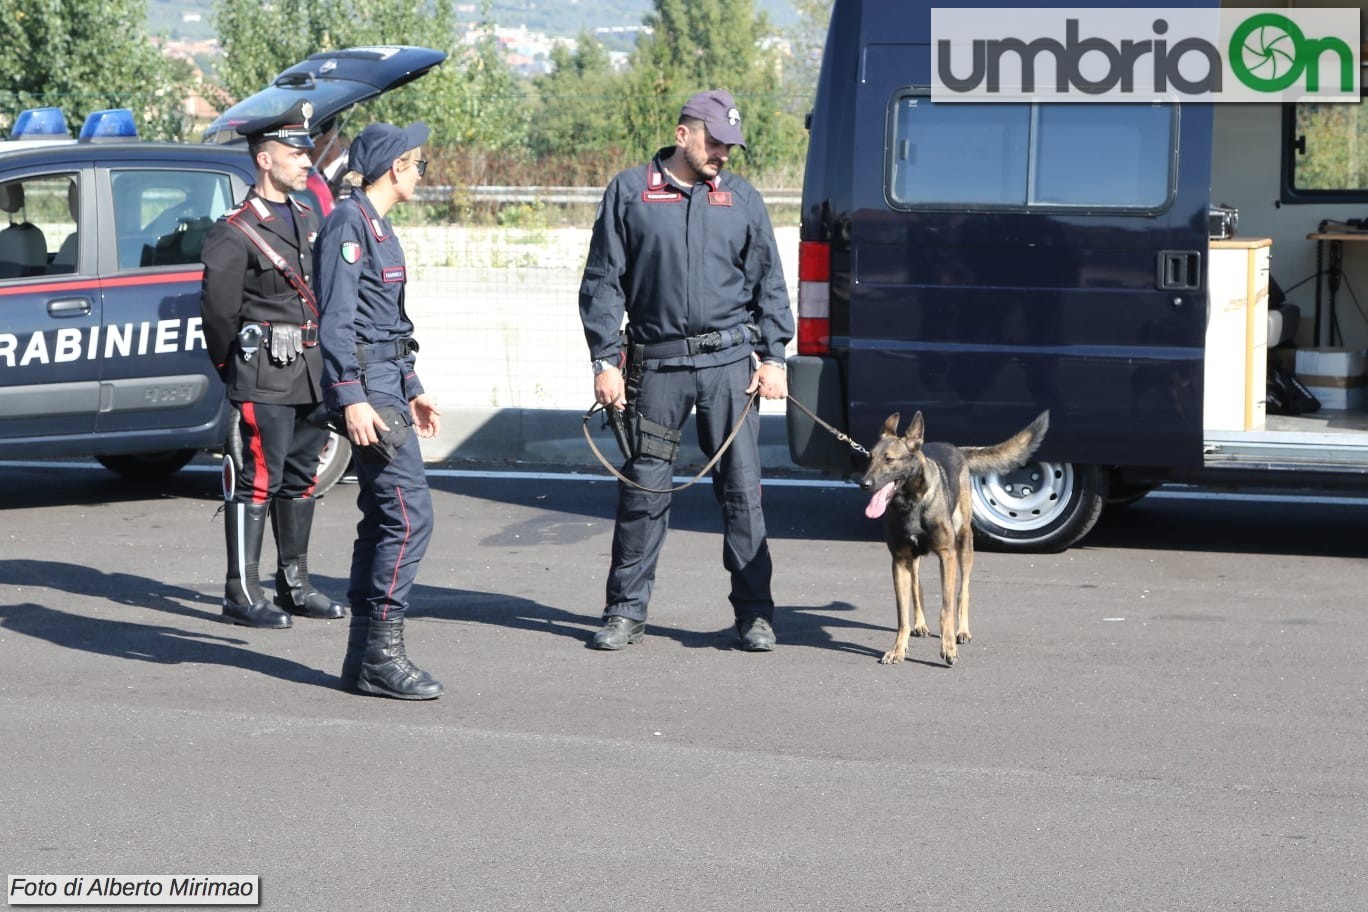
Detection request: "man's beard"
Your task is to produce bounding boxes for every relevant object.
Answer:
[684,147,724,178]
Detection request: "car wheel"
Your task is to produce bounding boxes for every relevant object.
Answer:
[970,461,1107,552]
[96,450,198,480]
[312,432,353,498]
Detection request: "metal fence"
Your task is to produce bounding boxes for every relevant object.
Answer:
[393,191,801,417]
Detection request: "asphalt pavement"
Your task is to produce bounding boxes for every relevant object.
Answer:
[1,461,1364,911]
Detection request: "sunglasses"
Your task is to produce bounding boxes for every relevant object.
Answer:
[413,159,428,177]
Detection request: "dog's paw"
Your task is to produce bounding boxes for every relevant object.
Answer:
[956,630,972,645]
[941,645,958,666]
[911,624,930,638]
[879,649,906,665]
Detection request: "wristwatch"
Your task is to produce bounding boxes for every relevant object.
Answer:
[591,358,619,375]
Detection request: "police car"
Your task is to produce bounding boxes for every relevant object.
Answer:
[0,46,445,493]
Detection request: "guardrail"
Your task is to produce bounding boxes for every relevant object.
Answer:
[414,185,803,206]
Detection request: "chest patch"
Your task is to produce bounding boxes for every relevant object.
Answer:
[708,191,733,207]
[381,266,406,284]
[340,241,361,264]
[642,189,682,203]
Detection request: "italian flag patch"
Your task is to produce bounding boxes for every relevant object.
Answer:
[341,241,361,264]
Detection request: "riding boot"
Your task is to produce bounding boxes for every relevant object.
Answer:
[271,497,345,619]
[357,618,444,700]
[339,612,369,690]
[223,501,291,628]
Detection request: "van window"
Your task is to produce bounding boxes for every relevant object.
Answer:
[110,169,234,270]
[888,93,1174,210]
[1282,100,1368,201]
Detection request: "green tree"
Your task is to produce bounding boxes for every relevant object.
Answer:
[531,32,625,161]
[0,0,193,140]
[618,0,800,176]
[782,0,833,113]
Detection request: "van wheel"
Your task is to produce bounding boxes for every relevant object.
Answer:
[96,450,197,480]
[970,461,1107,552]
[312,432,353,498]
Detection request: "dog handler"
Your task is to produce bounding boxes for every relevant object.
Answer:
[200,99,346,629]
[578,89,794,651]
[315,122,444,699]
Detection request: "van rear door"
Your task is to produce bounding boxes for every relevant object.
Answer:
[846,76,1212,467]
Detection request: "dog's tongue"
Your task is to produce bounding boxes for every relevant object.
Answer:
[865,482,895,519]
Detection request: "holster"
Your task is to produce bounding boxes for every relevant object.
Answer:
[606,336,680,463]
[603,334,641,461]
[307,403,410,462]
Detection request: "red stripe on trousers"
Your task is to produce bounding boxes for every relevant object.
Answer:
[239,401,270,504]
[381,486,410,621]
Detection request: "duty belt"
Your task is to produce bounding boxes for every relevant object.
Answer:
[357,337,419,363]
[239,321,319,349]
[635,324,757,360]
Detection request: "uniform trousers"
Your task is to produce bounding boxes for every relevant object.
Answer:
[233,400,329,503]
[606,355,774,624]
[347,359,434,622]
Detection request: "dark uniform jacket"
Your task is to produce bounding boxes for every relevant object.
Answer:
[314,190,425,411]
[579,147,794,369]
[200,191,323,406]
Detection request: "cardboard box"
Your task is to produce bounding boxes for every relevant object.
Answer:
[1294,347,1367,410]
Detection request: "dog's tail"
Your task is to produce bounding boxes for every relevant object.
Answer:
[962,410,1049,475]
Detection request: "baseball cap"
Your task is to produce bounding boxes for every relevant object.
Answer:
[349,122,430,185]
[236,100,315,149]
[680,89,746,148]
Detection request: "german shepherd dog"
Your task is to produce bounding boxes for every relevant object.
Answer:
[860,410,1048,666]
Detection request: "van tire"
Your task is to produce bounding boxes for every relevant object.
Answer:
[312,432,352,499]
[970,461,1107,553]
[96,450,197,480]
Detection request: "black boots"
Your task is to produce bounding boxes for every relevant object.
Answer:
[270,497,345,619]
[592,616,645,650]
[340,613,369,690]
[223,502,291,628]
[351,617,444,700]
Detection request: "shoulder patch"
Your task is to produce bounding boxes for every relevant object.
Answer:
[340,241,361,264]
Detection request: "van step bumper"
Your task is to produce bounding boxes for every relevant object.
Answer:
[786,355,860,477]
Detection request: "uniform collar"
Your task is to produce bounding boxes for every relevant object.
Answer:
[352,189,390,241]
[245,188,310,219]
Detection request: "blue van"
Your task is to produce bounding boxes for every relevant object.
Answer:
[787,0,1368,550]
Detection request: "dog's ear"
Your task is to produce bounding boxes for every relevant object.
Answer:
[905,411,925,445]
[880,412,901,438]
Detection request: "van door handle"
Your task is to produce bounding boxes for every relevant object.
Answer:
[1156,251,1201,291]
[47,297,92,317]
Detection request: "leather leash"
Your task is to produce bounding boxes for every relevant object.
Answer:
[581,391,868,494]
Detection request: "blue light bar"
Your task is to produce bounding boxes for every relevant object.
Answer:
[10,107,71,140]
[79,108,139,141]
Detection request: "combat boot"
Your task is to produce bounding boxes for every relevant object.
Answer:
[339,612,369,690]
[271,497,345,619]
[357,618,443,700]
[223,501,291,628]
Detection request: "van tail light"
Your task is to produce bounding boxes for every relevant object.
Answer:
[797,240,831,354]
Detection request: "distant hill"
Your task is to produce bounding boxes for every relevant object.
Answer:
[148,0,797,42]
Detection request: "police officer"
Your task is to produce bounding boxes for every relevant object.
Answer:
[579,89,794,652]
[200,99,345,629]
[315,122,444,700]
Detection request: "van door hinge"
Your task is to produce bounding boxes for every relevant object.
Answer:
[1157,250,1201,291]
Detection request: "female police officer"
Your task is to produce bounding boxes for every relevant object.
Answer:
[314,122,444,700]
